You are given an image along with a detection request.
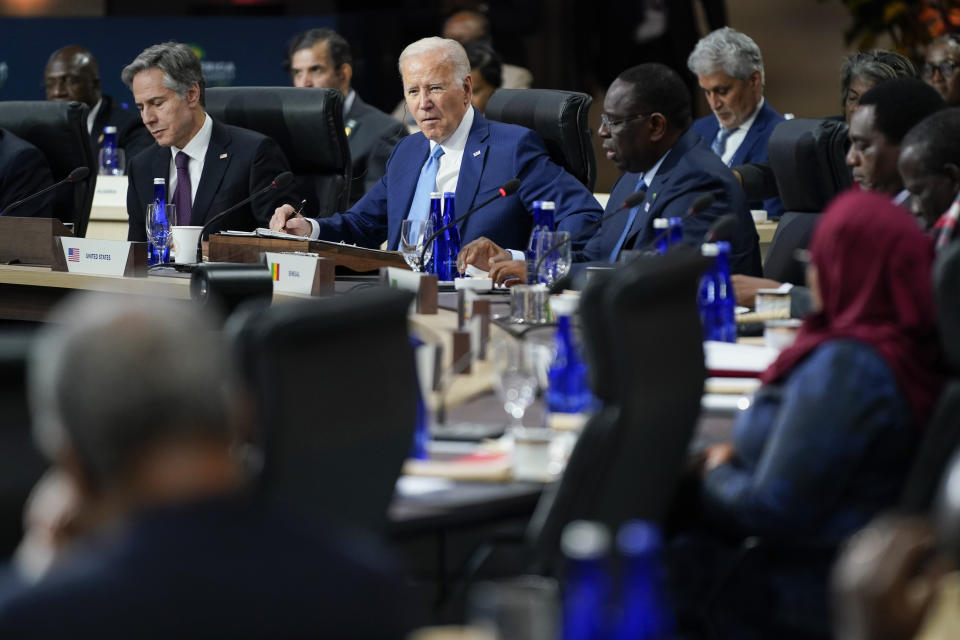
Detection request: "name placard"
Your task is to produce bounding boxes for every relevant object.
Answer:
[52,237,146,277]
[380,267,438,314]
[264,252,334,296]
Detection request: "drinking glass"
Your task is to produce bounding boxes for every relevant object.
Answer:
[145,203,175,265]
[535,230,571,285]
[491,339,540,432]
[98,147,126,176]
[400,219,434,272]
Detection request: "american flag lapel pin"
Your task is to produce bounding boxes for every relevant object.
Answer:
[472,150,481,157]
[219,153,228,159]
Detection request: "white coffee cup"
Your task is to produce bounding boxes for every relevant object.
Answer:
[170,226,203,264]
[512,427,554,481]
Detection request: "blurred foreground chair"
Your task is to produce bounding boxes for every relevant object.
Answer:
[230,287,417,533]
[0,101,96,236]
[206,87,351,219]
[484,88,596,191]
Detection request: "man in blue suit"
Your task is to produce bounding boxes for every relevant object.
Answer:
[688,27,784,218]
[481,63,762,283]
[271,37,601,253]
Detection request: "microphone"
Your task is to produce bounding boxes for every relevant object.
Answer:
[532,188,648,282]
[417,178,521,269]
[194,171,294,263]
[702,214,738,243]
[1,166,90,217]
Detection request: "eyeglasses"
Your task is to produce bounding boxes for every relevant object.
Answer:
[600,112,650,132]
[922,60,960,79]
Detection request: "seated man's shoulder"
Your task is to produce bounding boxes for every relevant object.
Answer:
[349,99,408,137]
[690,114,718,137]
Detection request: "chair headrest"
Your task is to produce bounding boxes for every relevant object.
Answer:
[935,241,960,372]
[205,87,350,174]
[768,118,852,212]
[484,88,596,191]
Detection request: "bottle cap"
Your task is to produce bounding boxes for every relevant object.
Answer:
[103,126,118,134]
[616,520,662,556]
[667,217,683,226]
[443,191,455,197]
[153,178,166,185]
[429,191,442,199]
[716,241,731,254]
[701,242,718,257]
[540,201,555,210]
[561,520,610,560]
[653,218,669,229]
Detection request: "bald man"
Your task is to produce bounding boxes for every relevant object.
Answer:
[45,46,152,162]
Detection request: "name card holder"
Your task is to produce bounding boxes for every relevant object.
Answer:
[380,267,438,314]
[263,252,334,296]
[52,237,146,277]
[0,217,73,266]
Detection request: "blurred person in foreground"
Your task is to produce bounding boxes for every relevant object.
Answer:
[670,189,943,638]
[0,294,410,638]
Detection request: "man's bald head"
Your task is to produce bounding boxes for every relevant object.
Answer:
[45,45,101,108]
[442,10,491,46]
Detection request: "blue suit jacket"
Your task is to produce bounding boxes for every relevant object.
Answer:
[692,100,785,218]
[578,129,762,276]
[126,118,294,242]
[313,109,602,251]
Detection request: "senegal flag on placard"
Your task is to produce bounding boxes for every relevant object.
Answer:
[271,263,280,281]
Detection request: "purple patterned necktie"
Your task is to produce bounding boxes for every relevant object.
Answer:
[173,151,192,226]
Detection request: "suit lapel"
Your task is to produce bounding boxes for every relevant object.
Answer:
[622,131,698,249]
[191,120,231,226]
[455,111,488,236]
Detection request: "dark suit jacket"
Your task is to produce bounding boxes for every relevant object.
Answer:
[0,129,54,219]
[0,494,414,638]
[126,117,293,241]
[90,94,152,162]
[578,129,762,276]
[692,100,785,217]
[344,93,407,206]
[314,108,602,251]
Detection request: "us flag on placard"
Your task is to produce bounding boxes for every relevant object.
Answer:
[67,248,80,262]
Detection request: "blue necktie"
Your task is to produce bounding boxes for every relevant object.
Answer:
[711,127,735,162]
[407,144,445,221]
[608,178,648,263]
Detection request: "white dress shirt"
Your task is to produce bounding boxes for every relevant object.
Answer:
[86,98,102,136]
[717,97,764,166]
[168,112,213,205]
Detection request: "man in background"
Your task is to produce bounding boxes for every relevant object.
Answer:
[0,293,411,637]
[285,28,408,207]
[688,27,784,218]
[45,46,152,161]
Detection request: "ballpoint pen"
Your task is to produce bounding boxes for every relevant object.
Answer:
[282,199,307,232]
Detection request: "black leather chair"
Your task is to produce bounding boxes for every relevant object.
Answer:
[526,250,708,576]
[230,287,417,533]
[0,101,97,237]
[484,88,597,191]
[900,240,960,512]
[764,118,852,285]
[205,87,352,219]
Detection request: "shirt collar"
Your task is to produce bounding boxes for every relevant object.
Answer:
[640,148,671,187]
[429,105,474,154]
[171,112,213,161]
[342,89,356,117]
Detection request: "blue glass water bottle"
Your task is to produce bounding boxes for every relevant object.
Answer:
[147,178,167,265]
[547,298,592,415]
[100,126,120,176]
[654,217,684,254]
[440,191,461,280]
[562,520,612,640]
[714,241,736,342]
[612,521,674,640]
[526,200,556,283]
[428,191,443,275]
